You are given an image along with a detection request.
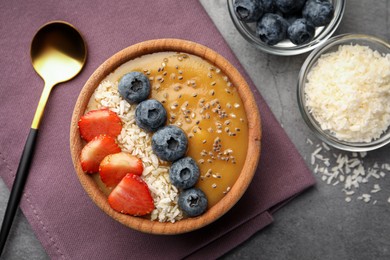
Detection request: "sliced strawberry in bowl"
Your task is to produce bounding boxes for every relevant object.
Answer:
[99,152,144,188]
[78,108,122,142]
[80,134,121,173]
[108,173,154,216]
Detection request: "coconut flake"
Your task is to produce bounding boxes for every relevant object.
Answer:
[89,79,184,222]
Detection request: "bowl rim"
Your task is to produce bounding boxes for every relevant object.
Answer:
[297,33,390,152]
[70,38,262,234]
[227,0,346,56]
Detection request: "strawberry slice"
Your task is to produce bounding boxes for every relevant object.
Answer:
[78,108,122,142]
[99,152,144,188]
[80,135,121,173]
[108,173,154,216]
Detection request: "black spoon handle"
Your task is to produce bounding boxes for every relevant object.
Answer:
[0,128,38,255]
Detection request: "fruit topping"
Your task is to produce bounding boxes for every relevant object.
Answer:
[78,108,122,142]
[135,99,167,132]
[99,152,144,188]
[118,71,151,104]
[275,0,306,14]
[178,188,208,217]
[108,173,154,216]
[233,0,263,23]
[80,135,121,173]
[152,125,188,162]
[169,157,200,189]
[256,13,289,46]
[284,12,303,26]
[302,0,334,27]
[259,0,275,13]
[287,18,315,45]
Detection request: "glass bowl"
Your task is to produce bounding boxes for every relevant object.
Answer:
[227,0,346,56]
[297,34,390,152]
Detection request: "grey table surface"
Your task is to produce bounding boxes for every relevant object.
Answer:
[1,1,389,259]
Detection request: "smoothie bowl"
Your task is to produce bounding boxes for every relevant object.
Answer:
[70,39,261,234]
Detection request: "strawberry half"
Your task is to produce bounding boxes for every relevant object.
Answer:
[80,135,121,173]
[108,173,154,216]
[78,108,122,142]
[99,152,144,188]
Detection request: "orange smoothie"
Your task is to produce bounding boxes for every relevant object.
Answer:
[89,52,248,208]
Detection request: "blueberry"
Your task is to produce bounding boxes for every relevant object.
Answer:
[178,188,208,217]
[303,0,334,27]
[256,13,289,45]
[259,0,275,13]
[118,72,150,104]
[283,12,303,26]
[170,157,200,189]
[274,0,306,14]
[152,125,188,162]
[135,99,167,132]
[233,0,263,23]
[287,18,315,45]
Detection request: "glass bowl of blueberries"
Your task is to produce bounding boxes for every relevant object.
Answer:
[228,0,346,56]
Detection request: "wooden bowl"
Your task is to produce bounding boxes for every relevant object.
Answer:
[70,39,261,234]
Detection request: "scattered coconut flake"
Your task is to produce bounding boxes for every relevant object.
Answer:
[307,139,389,205]
[322,142,330,151]
[360,152,367,158]
[361,194,371,203]
[311,147,322,165]
[370,184,381,193]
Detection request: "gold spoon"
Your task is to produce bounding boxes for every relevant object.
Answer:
[0,21,87,255]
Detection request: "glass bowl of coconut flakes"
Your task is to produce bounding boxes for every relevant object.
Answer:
[297,34,390,152]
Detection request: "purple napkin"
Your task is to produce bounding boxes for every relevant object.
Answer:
[0,0,315,259]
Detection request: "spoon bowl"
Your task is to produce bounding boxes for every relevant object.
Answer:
[31,21,87,84]
[0,21,87,256]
